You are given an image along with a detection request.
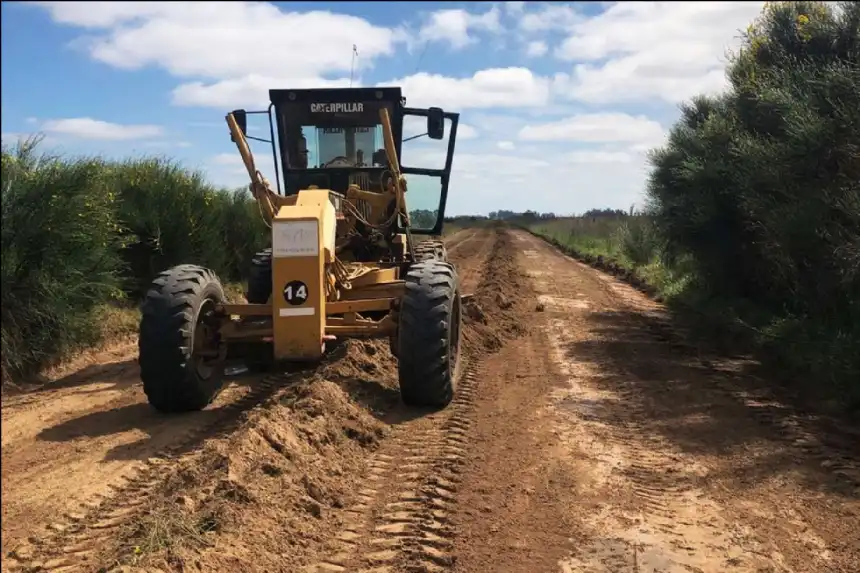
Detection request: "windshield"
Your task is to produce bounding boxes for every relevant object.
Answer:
[301,125,386,169]
[277,100,395,171]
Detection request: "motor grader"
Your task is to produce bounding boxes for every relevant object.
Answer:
[138,87,463,413]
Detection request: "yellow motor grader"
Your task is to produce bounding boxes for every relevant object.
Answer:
[138,87,463,413]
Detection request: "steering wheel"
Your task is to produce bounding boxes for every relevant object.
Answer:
[323,156,354,168]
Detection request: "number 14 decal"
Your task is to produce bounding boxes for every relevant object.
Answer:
[283,280,309,306]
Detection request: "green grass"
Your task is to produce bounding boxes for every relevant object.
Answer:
[1,136,267,384]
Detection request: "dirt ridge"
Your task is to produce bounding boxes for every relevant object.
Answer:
[302,228,531,572]
[4,364,319,572]
[4,228,512,573]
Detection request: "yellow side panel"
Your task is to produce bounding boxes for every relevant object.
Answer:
[271,202,325,361]
[294,189,337,262]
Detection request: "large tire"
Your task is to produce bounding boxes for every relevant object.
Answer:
[244,248,274,372]
[139,264,227,413]
[413,239,448,263]
[397,260,462,407]
[246,248,272,304]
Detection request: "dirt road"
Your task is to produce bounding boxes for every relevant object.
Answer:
[3,227,858,573]
[450,231,860,573]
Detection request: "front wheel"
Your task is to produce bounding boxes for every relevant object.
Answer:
[139,264,227,413]
[397,260,462,408]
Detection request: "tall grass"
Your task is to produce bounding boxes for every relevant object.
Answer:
[0,137,267,382]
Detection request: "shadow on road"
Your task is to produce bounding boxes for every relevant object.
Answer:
[561,308,860,499]
[2,360,140,408]
[32,364,281,462]
[36,401,228,441]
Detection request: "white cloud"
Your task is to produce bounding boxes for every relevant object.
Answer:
[206,152,250,188]
[34,2,540,112]
[456,124,479,140]
[41,2,400,79]
[211,152,242,167]
[525,40,548,58]
[505,2,526,15]
[554,1,765,104]
[519,4,580,32]
[518,113,666,147]
[565,150,633,163]
[41,118,163,140]
[27,1,773,216]
[392,68,552,110]
[141,140,192,149]
[36,2,402,110]
[1,132,29,145]
[172,74,354,109]
[403,116,478,140]
[417,6,502,50]
[33,1,178,28]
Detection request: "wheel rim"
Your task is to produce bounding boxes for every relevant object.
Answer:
[192,298,221,379]
[448,293,462,371]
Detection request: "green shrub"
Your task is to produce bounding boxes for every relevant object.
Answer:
[614,218,660,267]
[112,158,267,293]
[1,137,124,379]
[0,139,267,382]
[646,0,860,405]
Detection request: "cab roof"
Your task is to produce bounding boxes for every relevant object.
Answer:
[269,87,403,105]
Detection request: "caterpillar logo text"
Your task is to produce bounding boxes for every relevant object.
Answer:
[310,102,365,113]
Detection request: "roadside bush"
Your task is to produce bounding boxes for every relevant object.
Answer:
[646,0,860,403]
[522,2,859,408]
[0,138,267,382]
[614,218,661,267]
[1,137,124,380]
[113,158,267,293]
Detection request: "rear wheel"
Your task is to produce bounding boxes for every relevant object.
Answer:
[139,265,227,413]
[397,260,462,407]
[246,248,272,304]
[413,239,448,263]
[244,248,274,372]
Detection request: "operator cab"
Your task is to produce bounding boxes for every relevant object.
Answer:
[228,86,457,235]
[274,88,410,195]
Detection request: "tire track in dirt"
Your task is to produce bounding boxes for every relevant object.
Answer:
[3,370,302,573]
[453,235,495,296]
[513,229,860,573]
[3,228,502,573]
[1,367,282,570]
[527,228,860,492]
[304,227,526,573]
[444,229,478,257]
[304,365,479,573]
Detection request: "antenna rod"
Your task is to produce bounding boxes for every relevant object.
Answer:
[350,44,358,87]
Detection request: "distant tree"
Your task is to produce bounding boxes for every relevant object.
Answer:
[409,209,438,229]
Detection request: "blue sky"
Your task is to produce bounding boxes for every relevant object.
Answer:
[1,1,766,216]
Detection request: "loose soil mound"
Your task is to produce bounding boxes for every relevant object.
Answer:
[102,341,395,573]
[462,230,531,353]
[91,229,536,572]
